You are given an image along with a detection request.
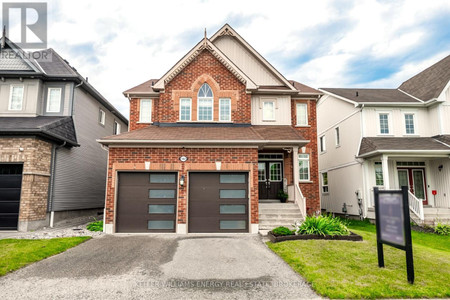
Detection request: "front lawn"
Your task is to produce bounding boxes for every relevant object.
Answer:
[267,219,450,299]
[0,237,90,276]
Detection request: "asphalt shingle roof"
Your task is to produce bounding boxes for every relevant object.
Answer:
[358,137,450,157]
[320,88,419,103]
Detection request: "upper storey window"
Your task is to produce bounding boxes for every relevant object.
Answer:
[198,83,213,121]
[9,85,24,111]
[262,101,275,121]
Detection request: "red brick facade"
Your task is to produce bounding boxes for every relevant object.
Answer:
[105,147,259,227]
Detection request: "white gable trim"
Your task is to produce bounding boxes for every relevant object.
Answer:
[154,38,257,90]
[210,24,296,91]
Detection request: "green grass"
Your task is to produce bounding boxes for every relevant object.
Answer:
[0,237,90,276]
[86,220,103,232]
[267,219,450,299]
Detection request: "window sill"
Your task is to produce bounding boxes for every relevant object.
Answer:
[299,180,314,184]
[295,125,311,128]
[176,121,234,124]
[262,119,276,122]
[377,134,393,136]
[137,121,153,124]
[320,151,327,155]
[403,134,419,137]
[335,145,341,148]
[322,192,329,195]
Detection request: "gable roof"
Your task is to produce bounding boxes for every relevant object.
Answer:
[290,80,321,96]
[98,125,308,146]
[0,116,78,146]
[210,24,296,91]
[398,55,450,100]
[153,37,257,90]
[320,88,419,104]
[357,137,450,157]
[123,78,159,96]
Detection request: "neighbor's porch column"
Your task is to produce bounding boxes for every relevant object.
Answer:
[382,154,390,189]
[292,146,300,202]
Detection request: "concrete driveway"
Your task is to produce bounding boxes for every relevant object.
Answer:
[0,235,320,299]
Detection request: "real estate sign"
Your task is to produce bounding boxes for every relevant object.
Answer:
[374,186,414,284]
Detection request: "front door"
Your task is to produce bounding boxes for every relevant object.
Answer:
[397,168,428,205]
[258,161,283,200]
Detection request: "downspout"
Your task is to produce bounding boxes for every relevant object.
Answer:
[49,141,66,228]
[72,80,83,116]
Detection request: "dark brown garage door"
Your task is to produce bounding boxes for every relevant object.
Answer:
[116,172,177,233]
[0,164,23,230]
[189,172,249,233]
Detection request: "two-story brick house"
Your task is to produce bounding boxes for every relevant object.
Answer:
[0,37,128,231]
[318,55,450,224]
[98,24,321,234]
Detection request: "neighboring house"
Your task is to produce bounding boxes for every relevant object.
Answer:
[318,55,450,224]
[98,24,322,234]
[0,37,128,231]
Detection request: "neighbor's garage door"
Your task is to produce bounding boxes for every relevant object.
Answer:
[116,172,177,233]
[0,164,23,230]
[189,172,249,233]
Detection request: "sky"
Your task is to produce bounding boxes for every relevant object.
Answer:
[8,0,450,119]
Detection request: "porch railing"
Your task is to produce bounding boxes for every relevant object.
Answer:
[408,191,424,221]
[294,183,306,217]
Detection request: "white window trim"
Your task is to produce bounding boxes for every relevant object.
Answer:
[335,127,340,147]
[8,85,24,111]
[114,121,121,135]
[99,109,106,125]
[179,98,192,121]
[298,154,310,182]
[139,99,152,123]
[319,135,326,153]
[402,112,418,136]
[374,162,384,186]
[376,111,393,136]
[262,100,276,121]
[296,103,308,126]
[321,172,329,194]
[46,87,62,113]
[219,98,231,122]
[197,98,214,121]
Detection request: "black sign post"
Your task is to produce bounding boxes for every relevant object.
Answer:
[374,186,414,284]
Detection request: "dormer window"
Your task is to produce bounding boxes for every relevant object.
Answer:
[198,83,213,121]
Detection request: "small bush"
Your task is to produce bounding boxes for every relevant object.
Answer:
[295,214,350,236]
[272,226,294,236]
[434,223,450,235]
[87,220,103,232]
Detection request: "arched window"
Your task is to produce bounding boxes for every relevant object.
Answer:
[197,83,213,121]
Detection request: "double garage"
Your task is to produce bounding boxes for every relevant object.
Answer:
[115,172,249,233]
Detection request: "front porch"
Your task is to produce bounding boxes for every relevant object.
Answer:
[364,155,450,224]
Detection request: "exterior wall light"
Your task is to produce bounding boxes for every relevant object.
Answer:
[180,175,185,186]
[438,165,443,172]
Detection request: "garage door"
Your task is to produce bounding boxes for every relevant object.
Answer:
[189,172,249,233]
[116,172,177,233]
[0,164,23,230]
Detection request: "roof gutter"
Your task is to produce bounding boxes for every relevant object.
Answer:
[0,129,79,147]
[97,139,310,147]
[357,149,450,158]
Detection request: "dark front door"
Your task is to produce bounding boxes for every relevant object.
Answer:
[397,168,428,205]
[116,172,177,233]
[0,164,23,230]
[258,161,283,200]
[189,172,248,233]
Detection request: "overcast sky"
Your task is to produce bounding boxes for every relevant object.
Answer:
[26,0,450,118]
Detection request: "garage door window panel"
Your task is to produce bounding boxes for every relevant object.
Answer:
[150,174,176,183]
[220,204,246,214]
[220,189,246,199]
[149,189,176,199]
[220,174,246,184]
[220,220,246,230]
[149,204,175,214]
[148,220,174,230]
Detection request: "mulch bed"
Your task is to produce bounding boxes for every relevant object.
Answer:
[268,231,363,243]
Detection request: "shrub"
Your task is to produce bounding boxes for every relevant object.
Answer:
[434,223,450,235]
[295,214,350,236]
[272,226,294,236]
[87,220,103,232]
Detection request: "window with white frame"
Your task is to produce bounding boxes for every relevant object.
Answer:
[46,88,62,113]
[219,98,231,122]
[296,103,308,126]
[198,83,213,121]
[8,85,24,111]
[319,135,326,153]
[98,109,106,125]
[374,162,384,186]
[404,113,415,134]
[322,172,329,193]
[335,127,340,146]
[379,113,390,134]
[139,99,152,123]
[298,154,310,181]
[113,121,121,135]
[179,98,191,121]
[262,101,275,121]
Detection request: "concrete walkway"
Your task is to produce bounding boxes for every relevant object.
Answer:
[0,235,320,299]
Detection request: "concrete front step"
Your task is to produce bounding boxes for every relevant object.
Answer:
[260,213,303,219]
[259,224,296,230]
[258,202,303,233]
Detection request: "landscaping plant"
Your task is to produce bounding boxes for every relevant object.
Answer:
[295,214,350,236]
[272,226,294,236]
[86,220,103,232]
[434,222,450,235]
